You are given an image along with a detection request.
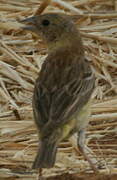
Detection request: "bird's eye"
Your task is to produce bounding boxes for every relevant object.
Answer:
[42,19,50,26]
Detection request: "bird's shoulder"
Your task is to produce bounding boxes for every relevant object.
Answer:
[37,48,85,92]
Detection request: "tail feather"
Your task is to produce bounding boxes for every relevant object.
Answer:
[32,140,57,169]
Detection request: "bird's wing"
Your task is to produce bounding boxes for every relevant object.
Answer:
[33,54,95,135]
[32,79,52,129]
[49,59,94,126]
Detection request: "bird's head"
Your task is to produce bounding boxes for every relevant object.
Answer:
[21,13,81,49]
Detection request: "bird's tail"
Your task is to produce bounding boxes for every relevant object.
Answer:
[32,140,57,169]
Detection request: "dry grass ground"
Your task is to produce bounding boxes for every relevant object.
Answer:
[0,0,117,179]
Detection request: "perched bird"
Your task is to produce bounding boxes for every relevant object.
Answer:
[22,13,97,172]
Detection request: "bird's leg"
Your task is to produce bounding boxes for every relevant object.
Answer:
[77,129,99,173]
[37,168,43,180]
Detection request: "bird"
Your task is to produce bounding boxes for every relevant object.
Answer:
[22,13,98,173]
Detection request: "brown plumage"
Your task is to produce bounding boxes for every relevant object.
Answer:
[22,13,97,172]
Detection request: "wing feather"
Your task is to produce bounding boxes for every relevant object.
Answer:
[33,52,95,136]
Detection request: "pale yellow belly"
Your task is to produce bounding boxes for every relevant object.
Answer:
[61,101,91,140]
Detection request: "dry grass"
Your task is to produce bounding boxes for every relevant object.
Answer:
[0,0,117,179]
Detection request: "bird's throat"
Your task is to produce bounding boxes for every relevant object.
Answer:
[47,33,83,54]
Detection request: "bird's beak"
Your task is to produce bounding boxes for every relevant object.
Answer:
[20,16,39,34]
